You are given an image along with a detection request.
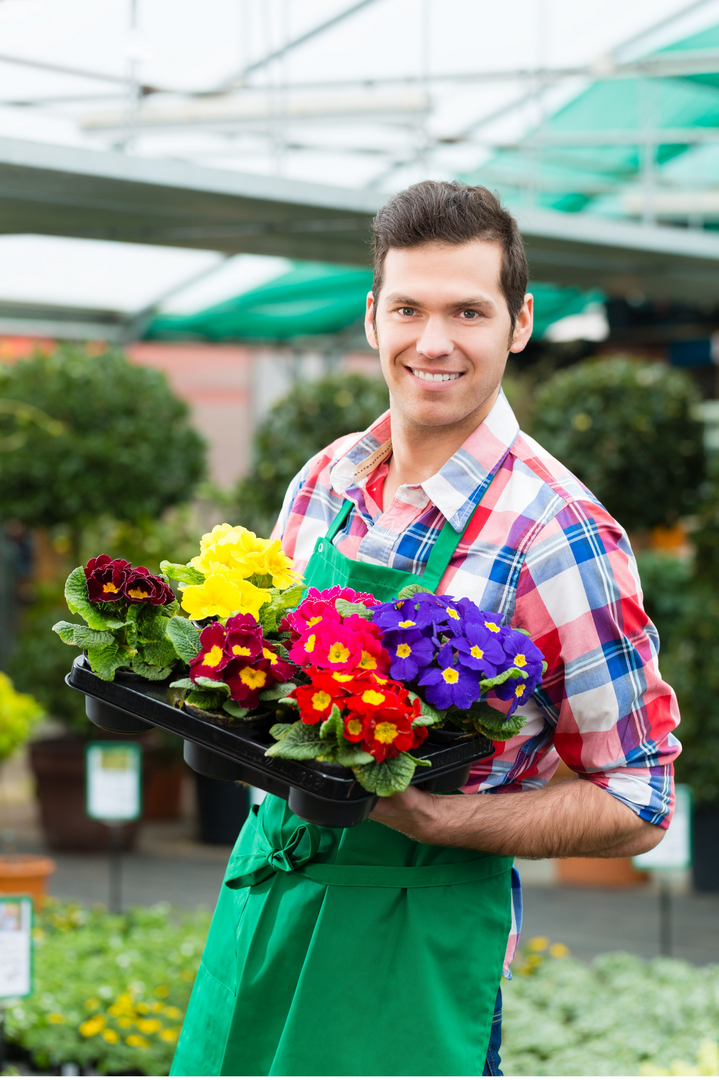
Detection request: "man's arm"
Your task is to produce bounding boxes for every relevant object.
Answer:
[369,777,664,858]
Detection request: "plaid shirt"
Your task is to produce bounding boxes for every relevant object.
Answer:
[275,389,681,972]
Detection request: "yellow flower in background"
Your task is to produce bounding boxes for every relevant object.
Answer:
[258,539,299,589]
[117,1016,132,1029]
[161,1005,182,1020]
[126,1034,150,1048]
[84,997,101,1011]
[154,984,170,998]
[527,936,550,952]
[180,572,271,621]
[137,1018,162,1034]
[548,942,570,958]
[79,1016,105,1038]
[102,1029,120,1044]
[160,1027,180,1042]
[47,1013,66,1024]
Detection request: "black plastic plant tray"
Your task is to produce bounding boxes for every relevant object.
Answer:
[66,656,494,829]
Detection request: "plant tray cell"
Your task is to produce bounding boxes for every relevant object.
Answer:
[66,657,494,828]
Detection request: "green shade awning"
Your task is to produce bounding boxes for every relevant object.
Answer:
[146,262,601,343]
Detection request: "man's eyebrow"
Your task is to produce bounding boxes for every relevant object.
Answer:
[384,293,496,309]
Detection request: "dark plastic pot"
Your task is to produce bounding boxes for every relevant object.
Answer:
[425,724,484,745]
[194,771,250,845]
[693,804,719,892]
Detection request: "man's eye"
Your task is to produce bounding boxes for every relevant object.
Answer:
[460,309,479,319]
[398,307,416,316]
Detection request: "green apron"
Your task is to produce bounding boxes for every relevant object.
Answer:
[172,500,513,1077]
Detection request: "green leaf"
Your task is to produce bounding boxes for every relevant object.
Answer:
[193,676,230,694]
[131,657,172,681]
[166,616,201,664]
[275,582,303,610]
[269,722,295,741]
[264,720,334,760]
[407,693,445,727]
[160,561,205,586]
[335,746,374,767]
[278,696,299,709]
[353,753,418,796]
[515,627,531,637]
[319,703,343,740]
[403,753,431,767]
[258,681,297,702]
[480,666,528,690]
[169,677,195,690]
[85,643,131,682]
[64,566,126,632]
[334,599,372,620]
[52,620,80,645]
[396,582,433,601]
[73,625,115,650]
[139,637,177,670]
[222,701,250,719]
[477,712,528,742]
[185,689,226,711]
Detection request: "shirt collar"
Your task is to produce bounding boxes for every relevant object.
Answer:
[329,388,520,531]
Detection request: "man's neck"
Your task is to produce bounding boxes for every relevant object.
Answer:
[382,387,500,509]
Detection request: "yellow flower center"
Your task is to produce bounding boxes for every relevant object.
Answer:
[232,645,251,656]
[312,690,332,711]
[304,634,316,653]
[396,643,412,658]
[102,582,120,595]
[127,586,150,599]
[446,607,460,620]
[346,716,363,736]
[514,683,526,699]
[374,721,399,744]
[359,650,377,670]
[307,615,323,628]
[398,619,416,628]
[361,689,385,706]
[332,672,354,683]
[240,666,267,689]
[470,645,484,660]
[263,648,278,664]
[204,645,224,668]
[514,653,527,668]
[442,667,459,684]
[485,621,500,633]
[328,642,350,664]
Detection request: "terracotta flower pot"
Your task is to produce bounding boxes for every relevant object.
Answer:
[556,856,649,888]
[0,853,56,905]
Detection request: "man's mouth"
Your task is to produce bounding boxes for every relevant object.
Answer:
[409,368,464,383]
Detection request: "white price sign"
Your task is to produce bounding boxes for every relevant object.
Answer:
[634,784,692,872]
[0,895,33,999]
[86,742,142,822]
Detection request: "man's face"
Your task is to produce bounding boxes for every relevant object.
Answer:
[365,239,532,432]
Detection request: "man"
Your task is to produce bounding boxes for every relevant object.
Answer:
[172,181,680,1078]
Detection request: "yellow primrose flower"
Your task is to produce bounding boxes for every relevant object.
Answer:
[79,1016,105,1038]
[117,1016,133,1029]
[102,1029,120,1044]
[258,540,299,589]
[47,1013,66,1024]
[160,1027,180,1042]
[137,1018,162,1034]
[162,1005,183,1020]
[180,572,271,621]
[192,525,272,579]
[126,1034,150,1048]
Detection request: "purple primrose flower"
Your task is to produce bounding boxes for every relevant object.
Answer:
[501,628,544,680]
[452,622,506,677]
[418,643,480,710]
[383,628,435,681]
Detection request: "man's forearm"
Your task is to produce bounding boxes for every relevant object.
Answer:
[369,777,665,859]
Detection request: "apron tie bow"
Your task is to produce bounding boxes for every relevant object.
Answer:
[224,805,322,889]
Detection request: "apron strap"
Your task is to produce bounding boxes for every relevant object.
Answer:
[324,499,471,592]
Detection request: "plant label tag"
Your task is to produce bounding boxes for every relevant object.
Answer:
[0,895,33,998]
[633,784,692,871]
[86,741,142,822]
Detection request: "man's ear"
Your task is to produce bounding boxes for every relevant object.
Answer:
[365,291,379,351]
[509,293,533,354]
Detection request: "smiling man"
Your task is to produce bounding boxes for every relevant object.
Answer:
[171,182,680,1079]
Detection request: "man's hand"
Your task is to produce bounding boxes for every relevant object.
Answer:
[369,777,665,859]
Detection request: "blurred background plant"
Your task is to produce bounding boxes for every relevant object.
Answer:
[3,898,211,1076]
[0,669,44,762]
[232,371,389,536]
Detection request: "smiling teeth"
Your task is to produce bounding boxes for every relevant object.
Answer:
[412,370,462,382]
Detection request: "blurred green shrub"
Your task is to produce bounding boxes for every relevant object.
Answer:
[4,898,211,1076]
[233,372,389,536]
[0,347,206,553]
[530,358,705,532]
[502,948,719,1076]
[0,669,44,762]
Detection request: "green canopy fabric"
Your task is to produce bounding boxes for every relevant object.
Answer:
[146,262,599,343]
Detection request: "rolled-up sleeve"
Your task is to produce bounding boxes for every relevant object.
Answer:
[515,497,681,828]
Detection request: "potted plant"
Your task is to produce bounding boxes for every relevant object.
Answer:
[0,671,56,902]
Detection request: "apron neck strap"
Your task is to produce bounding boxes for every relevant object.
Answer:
[325,499,472,593]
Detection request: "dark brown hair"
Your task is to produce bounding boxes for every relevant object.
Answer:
[371,180,528,331]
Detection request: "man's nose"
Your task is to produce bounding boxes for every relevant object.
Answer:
[416,317,453,359]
